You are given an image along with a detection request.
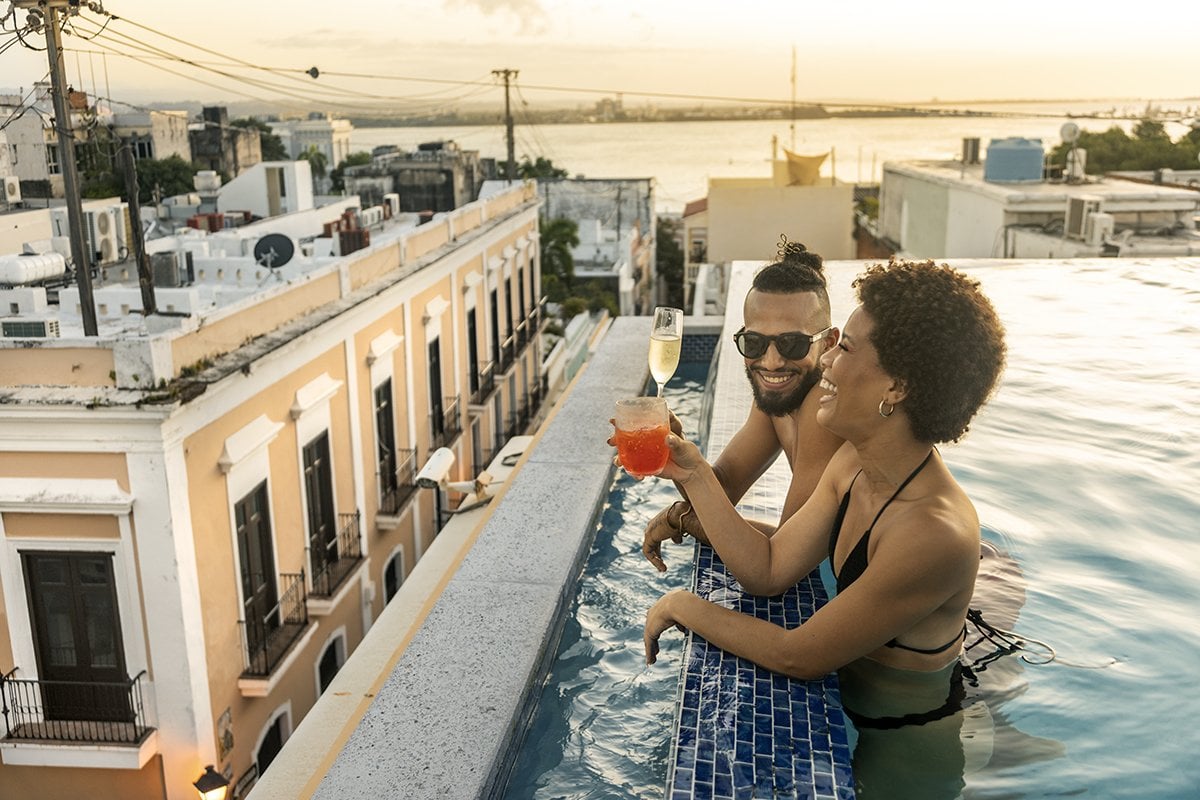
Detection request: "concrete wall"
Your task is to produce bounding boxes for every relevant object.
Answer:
[707,180,854,263]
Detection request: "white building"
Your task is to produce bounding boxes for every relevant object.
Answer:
[880,138,1200,259]
[271,115,354,168]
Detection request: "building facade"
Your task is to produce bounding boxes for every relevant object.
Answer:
[0,181,547,800]
[189,107,263,179]
[344,142,483,213]
[111,110,193,163]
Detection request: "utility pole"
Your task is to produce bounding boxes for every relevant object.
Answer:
[17,0,99,335]
[117,145,156,315]
[492,68,518,184]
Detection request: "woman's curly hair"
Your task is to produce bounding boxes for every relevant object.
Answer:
[854,259,1006,443]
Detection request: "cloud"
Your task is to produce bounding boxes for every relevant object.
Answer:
[444,0,547,32]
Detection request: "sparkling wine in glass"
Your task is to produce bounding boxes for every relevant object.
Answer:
[649,306,683,397]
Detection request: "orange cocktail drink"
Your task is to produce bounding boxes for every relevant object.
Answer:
[614,397,670,478]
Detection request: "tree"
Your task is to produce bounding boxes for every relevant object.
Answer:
[540,216,579,301]
[231,118,287,161]
[500,155,568,180]
[330,151,372,192]
[133,156,198,204]
[655,216,685,308]
[297,144,328,179]
[1048,121,1200,174]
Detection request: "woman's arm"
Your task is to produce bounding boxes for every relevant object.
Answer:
[663,437,851,595]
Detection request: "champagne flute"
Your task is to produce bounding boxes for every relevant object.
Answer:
[649,306,683,397]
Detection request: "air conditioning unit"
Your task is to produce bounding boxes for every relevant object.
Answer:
[1,176,20,204]
[1083,212,1115,247]
[1064,195,1102,240]
[1,318,61,338]
[84,208,120,264]
[383,193,400,218]
[108,202,131,260]
[151,251,194,287]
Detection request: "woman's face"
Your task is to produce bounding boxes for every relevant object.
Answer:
[816,306,895,438]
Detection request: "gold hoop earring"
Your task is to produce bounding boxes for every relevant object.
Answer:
[878,399,895,418]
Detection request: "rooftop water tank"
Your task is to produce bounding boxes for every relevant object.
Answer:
[984,137,1045,183]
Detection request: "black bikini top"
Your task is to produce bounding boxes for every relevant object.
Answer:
[828,451,963,656]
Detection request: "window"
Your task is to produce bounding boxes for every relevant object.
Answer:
[255,712,287,777]
[374,380,397,500]
[505,277,514,340]
[132,137,154,160]
[22,551,130,722]
[489,289,501,366]
[428,337,444,442]
[383,551,405,604]
[303,433,337,581]
[236,482,278,657]
[467,308,480,396]
[517,269,527,322]
[317,635,345,695]
[46,143,60,175]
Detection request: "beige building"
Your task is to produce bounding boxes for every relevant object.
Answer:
[0,181,546,799]
[111,110,193,164]
[703,160,855,264]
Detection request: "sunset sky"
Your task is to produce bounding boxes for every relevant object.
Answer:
[2,0,1196,111]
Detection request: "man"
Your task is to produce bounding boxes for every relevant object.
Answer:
[642,244,844,571]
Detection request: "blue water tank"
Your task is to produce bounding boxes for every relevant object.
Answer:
[984,137,1045,183]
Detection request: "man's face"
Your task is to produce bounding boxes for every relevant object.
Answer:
[740,289,832,417]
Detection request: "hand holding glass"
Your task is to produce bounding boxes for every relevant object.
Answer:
[649,307,683,397]
[614,397,670,478]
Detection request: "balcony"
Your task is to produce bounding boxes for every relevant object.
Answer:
[0,668,158,768]
[472,361,497,406]
[238,571,313,697]
[429,395,462,450]
[378,448,418,519]
[309,511,364,603]
[501,335,516,371]
[515,318,529,350]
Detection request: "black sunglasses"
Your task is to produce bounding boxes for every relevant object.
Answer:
[733,327,834,360]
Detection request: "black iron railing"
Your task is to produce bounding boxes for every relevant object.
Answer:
[240,571,309,678]
[379,448,418,515]
[310,511,363,598]
[442,395,462,442]
[1,668,152,745]
[515,318,528,350]
[501,336,516,370]
[474,361,496,404]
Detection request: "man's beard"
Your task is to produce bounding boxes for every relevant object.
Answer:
[745,364,821,417]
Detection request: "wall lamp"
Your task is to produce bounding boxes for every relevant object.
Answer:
[193,765,230,800]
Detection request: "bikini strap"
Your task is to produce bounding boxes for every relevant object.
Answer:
[865,450,935,533]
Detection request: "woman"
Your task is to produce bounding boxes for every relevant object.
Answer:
[643,259,1006,794]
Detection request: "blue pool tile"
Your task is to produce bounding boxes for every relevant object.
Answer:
[673,767,694,791]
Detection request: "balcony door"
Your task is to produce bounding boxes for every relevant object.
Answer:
[237,482,279,657]
[22,551,130,721]
[303,433,338,577]
[428,338,444,441]
[374,380,398,500]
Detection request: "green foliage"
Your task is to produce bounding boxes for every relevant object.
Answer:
[856,195,880,220]
[655,216,685,308]
[561,296,588,318]
[500,156,568,180]
[1048,121,1200,173]
[231,118,288,161]
[134,156,199,204]
[330,151,372,192]
[539,216,579,301]
[297,144,328,179]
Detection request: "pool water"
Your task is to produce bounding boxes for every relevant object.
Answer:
[507,258,1200,799]
[505,364,710,798]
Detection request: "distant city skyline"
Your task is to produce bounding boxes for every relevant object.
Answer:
[1,0,1197,113]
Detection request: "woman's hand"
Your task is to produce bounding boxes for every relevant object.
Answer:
[644,589,690,665]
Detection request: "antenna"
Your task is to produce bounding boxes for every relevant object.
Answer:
[253,234,295,269]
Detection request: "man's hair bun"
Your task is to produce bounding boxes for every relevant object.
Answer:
[776,235,824,273]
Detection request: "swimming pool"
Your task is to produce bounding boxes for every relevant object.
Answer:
[506,257,1200,799]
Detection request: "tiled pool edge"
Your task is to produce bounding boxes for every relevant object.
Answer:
[665,264,856,799]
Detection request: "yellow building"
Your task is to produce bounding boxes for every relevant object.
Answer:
[0,180,545,799]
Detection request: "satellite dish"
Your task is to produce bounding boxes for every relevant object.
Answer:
[253,234,295,269]
[1060,122,1081,144]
